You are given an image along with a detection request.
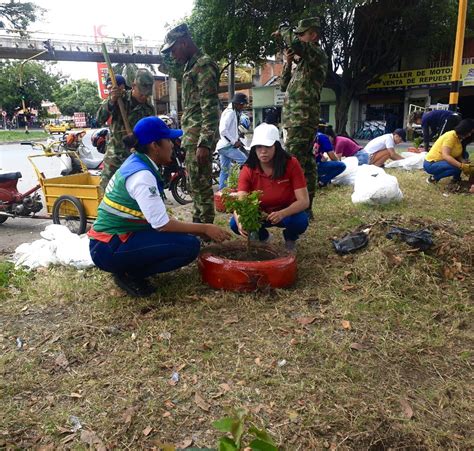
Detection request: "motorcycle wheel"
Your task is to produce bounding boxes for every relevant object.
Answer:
[52,195,87,235]
[170,173,192,205]
[0,214,8,224]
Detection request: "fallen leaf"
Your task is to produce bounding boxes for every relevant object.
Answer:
[122,406,137,426]
[164,400,175,409]
[341,320,351,330]
[176,439,194,449]
[194,392,210,412]
[223,316,239,325]
[143,426,153,436]
[55,352,69,369]
[383,250,403,266]
[80,430,106,451]
[219,383,231,392]
[288,410,299,421]
[289,338,299,346]
[349,342,365,351]
[162,411,171,418]
[296,316,317,326]
[69,392,82,398]
[343,271,352,279]
[255,357,262,366]
[400,399,414,419]
[342,284,356,291]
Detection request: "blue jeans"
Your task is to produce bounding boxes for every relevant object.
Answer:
[355,149,369,165]
[423,160,461,181]
[218,144,248,189]
[317,161,346,185]
[230,211,309,242]
[89,231,200,278]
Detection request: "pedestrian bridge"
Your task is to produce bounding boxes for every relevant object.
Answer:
[0,33,163,64]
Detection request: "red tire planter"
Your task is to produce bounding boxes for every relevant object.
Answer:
[198,241,297,291]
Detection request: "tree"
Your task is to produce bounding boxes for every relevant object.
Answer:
[0,1,44,32]
[0,61,61,116]
[53,80,102,117]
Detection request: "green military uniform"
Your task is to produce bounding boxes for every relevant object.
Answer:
[279,18,328,204]
[162,24,220,224]
[96,69,155,191]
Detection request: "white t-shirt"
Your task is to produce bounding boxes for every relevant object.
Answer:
[125,156,169,229]
[364,133,395,155]
[216,104,239,151]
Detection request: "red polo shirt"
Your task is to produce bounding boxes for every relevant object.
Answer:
[238,157,307,213]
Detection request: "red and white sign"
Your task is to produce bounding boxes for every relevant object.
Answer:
[97,62,110,100]
[74,112,87,127]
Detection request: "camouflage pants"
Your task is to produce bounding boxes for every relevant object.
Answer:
[100,146,130,192]
[284,126,317,200]
[185,146,215,224]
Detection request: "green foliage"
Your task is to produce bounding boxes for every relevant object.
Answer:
[0,61,62,116]
[413,136,423,149]
[213,408,278,451]
[53,79,102,117]
[222,190,262,236]
[226,163,241,190]
[159,53,185,82]
[0,1,44,32]
[0,261,13,288]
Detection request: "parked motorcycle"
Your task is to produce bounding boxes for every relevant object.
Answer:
[0,171,43,224]
[160,141,192,205]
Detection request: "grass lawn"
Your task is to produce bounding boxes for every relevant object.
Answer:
[0,169,472,450]
[0,130,49,143]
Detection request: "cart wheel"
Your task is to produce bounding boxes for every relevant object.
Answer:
[52,195,87,234]
[170,173,192,205]
[0,214,8,224]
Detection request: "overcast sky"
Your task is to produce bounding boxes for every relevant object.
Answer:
[31,0,195,81]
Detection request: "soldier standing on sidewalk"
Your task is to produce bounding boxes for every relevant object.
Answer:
[161,24,220,224]
[272,17,328,218]
[96,71,155,191]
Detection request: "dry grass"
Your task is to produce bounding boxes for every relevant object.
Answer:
[1,169,473,450]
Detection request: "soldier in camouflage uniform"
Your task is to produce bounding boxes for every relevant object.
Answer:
[161,24,220,224]
[273,17,328,216]
[96,70,155,191]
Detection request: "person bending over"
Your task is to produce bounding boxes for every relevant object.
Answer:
[230,123,309,252]
[89,117,230,298]
[313,130,346,187]
[364,128,406,167]
[324,127,369,165]
[424,119,474,184]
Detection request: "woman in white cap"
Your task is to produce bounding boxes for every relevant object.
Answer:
[89,116,230,298]
[230,123,309,251]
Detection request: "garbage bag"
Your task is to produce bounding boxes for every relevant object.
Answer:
[332,156,359,186]
[333,231,369,255]
[386,227,433,251]
[351,165,403,205]
[385,152,427,170]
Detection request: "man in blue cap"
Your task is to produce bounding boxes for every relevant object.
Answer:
[96,69,156,191]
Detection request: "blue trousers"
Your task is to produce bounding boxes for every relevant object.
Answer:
[317,161,346,185]
[230,211,309,242]
[354,150,369,165]
[423,160,461,181]
[218,144,248,189]
[89,230,200,278]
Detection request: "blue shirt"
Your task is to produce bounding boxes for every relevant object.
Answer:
[313,132,333,163]
[421,110,454,131]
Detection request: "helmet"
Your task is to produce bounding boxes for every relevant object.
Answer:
[240,113,250,130]
[91,128,109,154]
[158,115,175,128]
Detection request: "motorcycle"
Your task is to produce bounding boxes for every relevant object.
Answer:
[160,141,192,205]
[0,171,43,224]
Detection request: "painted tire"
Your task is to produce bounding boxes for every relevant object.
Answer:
[198,241,297,291]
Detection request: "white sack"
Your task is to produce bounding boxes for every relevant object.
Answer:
[385,152,427,170]
[332,156,360,186]
[351,165,403,205]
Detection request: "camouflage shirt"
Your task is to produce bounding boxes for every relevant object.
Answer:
[279,28,328,129]
[96,90,155,150]
[181,50,220,150]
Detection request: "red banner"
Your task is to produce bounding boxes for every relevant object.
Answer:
[97,62,109,99]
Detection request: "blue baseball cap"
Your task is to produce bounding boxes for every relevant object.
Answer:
[134,116,183,145]
[106,74,131,89]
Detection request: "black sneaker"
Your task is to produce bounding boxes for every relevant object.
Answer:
[426,175,437,184]
[113,273,155,298]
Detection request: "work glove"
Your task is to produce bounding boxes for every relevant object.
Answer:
[460,163,474,176]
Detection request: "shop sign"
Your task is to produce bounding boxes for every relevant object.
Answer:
[368,64,474,90]
[274,88,286,106]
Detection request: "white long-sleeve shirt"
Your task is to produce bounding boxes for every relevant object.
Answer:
[216,104,239,151]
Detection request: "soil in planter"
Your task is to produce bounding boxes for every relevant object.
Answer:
[211,245,280,262]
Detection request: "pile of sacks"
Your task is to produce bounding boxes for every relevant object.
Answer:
[13,224,94,269]
[331,156,403,205]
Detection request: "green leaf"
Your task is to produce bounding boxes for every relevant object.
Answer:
[212,417,235,433]
[248,427,277,446]
[218,437,238,451]
[248,438,279,451]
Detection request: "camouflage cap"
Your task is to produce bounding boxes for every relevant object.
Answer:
[294,17,321,34]
[161,23,191,53]
[134,69,154,96]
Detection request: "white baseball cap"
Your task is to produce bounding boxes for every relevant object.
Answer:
[250,123,280,148]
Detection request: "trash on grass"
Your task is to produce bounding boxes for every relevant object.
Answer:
[333,231,369,255]
[16,337,23,349]
[386,227,433,251]
[70,415,82,432]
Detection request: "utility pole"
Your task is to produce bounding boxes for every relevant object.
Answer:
[449,0,468,111]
